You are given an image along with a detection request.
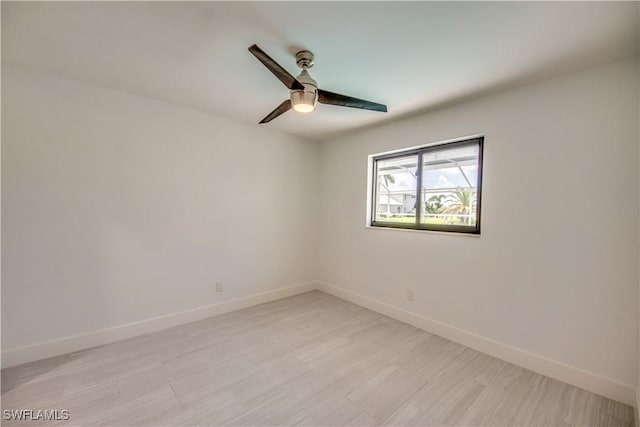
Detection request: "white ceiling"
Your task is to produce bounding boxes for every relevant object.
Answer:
[3,1,638,141]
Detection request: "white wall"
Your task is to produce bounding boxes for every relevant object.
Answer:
[319,59,639,389]
[2,66,319,351]
[3,57,638,404]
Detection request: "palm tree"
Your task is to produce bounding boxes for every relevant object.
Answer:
[439,189,475,224]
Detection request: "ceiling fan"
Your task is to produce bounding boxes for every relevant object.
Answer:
[248,44,387,124]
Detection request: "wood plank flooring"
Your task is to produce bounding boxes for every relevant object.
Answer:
[1,291,634,426]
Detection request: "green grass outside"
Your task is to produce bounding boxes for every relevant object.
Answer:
[375,216,459,225]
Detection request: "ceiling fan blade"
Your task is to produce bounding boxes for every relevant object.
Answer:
[260,100,292,124]
[249,44,305,91]
[318,89,387,112]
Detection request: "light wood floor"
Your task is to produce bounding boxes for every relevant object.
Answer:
[1,291,634,426]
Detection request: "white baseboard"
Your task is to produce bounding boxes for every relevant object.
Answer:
[2,281,318,369]
[3,279,636,409]
[317,281,636,407]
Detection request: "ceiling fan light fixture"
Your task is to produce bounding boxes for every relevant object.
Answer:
[290,89,317,113]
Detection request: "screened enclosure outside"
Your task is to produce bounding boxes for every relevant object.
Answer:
[371,137,483,233]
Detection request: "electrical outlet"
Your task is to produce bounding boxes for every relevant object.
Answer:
[216,282,223,293]
[407,289,415,301]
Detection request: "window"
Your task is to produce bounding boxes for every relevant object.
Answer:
[370,137,483,234]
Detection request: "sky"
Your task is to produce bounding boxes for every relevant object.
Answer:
[382,164,478,193]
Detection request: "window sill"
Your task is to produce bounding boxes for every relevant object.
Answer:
[365,224,482,237]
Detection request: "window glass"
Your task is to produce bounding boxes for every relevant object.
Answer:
[374,155,418,224]
[421,144,479,226]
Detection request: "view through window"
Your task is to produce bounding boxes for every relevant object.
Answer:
[371,137,483,233]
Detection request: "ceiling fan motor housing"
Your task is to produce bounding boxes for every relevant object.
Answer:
[295,50,315,69]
